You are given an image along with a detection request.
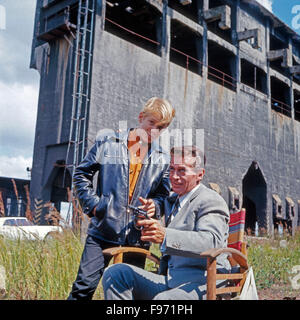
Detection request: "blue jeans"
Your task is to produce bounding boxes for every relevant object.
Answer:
[68,235,147,300]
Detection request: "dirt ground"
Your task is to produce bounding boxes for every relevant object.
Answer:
[257,283,300,300]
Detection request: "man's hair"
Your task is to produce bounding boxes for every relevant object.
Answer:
[142,97,175,127]
[170,145,206,171]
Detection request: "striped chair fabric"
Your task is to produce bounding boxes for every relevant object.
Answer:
[228,208,246,251]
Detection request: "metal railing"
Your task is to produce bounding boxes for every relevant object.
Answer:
[105,17,160,46]
[271,98,292,117]
[104,17,300,119]
[105,17,237,90]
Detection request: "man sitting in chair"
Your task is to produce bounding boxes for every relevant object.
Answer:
[102,145,231,300]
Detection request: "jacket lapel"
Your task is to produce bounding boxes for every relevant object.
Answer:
[168,184,204,227]
[164,194,178,226]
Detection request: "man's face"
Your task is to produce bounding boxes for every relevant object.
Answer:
[136,112,167,143]
[169,154,205,196]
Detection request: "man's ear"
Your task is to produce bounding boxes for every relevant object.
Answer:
[197,169,205,183]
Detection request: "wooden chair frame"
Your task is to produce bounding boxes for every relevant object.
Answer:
[103,246,160,265]
[103,243,249,300]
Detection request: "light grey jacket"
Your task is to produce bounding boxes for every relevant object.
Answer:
[160,183,231,288]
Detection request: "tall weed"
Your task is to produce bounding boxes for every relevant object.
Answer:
[0,229,84,299]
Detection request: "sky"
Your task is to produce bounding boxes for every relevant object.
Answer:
[0,0,39,179]
[0,0,300,180]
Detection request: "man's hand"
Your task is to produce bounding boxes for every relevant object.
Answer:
[136,218,166,244]
[138,197,156,218]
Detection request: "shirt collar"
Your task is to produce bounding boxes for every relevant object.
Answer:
[117,128,164,155]
[176,184,201,209]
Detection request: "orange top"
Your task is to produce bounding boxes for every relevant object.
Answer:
[127,133,149,202]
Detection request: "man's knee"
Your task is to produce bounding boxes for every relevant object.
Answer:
[153,286,204,300]
[153,291,170,300]
[102,263,134,290]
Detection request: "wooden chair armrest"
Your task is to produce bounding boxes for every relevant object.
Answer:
[199,247,248,270]
[102,247,160,265]
[202,248,249,300]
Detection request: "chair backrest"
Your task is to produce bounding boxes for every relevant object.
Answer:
[228,208,246,252]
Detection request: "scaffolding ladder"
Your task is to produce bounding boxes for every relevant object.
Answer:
[64,0,96,226]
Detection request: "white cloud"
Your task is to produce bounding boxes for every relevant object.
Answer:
[0,1,40,180]
[0,0,39,85]
[0,81,38,158]
[0,155,32,179]
[256,0,273,12]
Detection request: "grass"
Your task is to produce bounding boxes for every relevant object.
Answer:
[0,228,160,300]
[247,231,300,295]
[0,229,300,299]
[0,229,85,300]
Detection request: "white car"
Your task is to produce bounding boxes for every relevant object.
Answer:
[0,217,63,240]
